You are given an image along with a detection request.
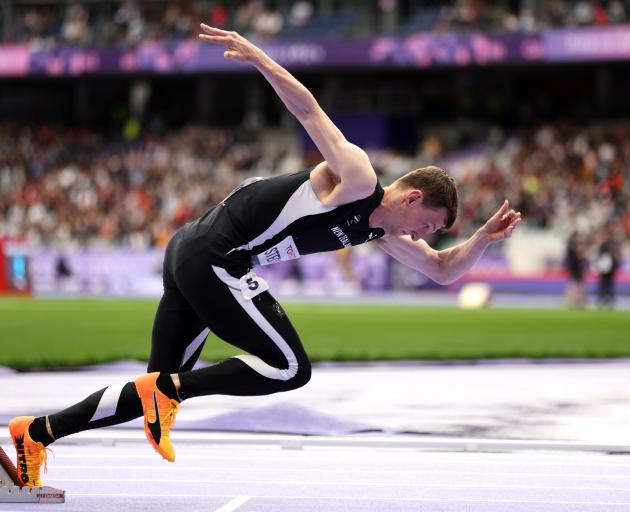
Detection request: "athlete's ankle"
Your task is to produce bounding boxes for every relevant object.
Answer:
[155,372,181,402]
[27,416,55,447]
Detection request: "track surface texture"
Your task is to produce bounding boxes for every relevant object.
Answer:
[1,436,630,512]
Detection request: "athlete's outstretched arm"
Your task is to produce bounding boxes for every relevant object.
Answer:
[199,24,375,195]
[378,201,522,284]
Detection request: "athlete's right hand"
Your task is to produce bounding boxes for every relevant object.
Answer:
[199,24,262,64]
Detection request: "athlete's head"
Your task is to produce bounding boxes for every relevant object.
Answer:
[394,165,458,230]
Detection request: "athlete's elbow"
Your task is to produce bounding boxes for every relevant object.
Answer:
[424,261,456,285]
[419,268,447,285]
[433,273,457,286]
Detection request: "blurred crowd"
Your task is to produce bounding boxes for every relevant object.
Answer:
[370,121,629,248]
[0,123,278,248]
[1,121,628,251]
[2,0,629,45]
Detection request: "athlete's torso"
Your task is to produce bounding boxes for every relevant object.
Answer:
[177,169,385,272]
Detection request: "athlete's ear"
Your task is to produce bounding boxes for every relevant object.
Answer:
[406,189,423,205]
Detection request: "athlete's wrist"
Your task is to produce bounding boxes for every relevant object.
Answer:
[251,47,270,68]
[473,227,493,245]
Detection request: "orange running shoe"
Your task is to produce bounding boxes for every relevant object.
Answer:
[8,416,48,487]
[134,372,179,462]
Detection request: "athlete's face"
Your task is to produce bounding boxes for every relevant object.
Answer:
[394,190,447,242]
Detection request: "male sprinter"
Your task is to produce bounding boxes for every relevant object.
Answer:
[9,24,521,487]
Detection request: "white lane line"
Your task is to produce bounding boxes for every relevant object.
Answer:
[45,465,630,479]
[43,477,630,491]
[69,493,630,506]
[214,496,250,512]
[55,453,630,468]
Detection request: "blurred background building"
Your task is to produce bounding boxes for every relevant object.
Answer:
[0,0,628,301]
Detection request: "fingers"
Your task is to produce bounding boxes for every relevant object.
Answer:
[199,34,229,43]
[501,208,520,222]
[200,23,231,36]
[505,217,522,238]
[224,50,241,60]
[493,199,509,220]
[199,24,236,44]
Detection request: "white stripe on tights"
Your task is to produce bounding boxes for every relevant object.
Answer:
[89,383,126,422]
[180,327,210,369]
[211,266,298,381]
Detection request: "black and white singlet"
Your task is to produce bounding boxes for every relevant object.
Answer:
[176,169,385,275]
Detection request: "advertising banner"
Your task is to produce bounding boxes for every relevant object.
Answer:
[2,25,628,77]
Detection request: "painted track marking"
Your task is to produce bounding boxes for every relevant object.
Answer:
[215,495,251,512]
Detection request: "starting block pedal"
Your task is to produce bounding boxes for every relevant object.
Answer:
[0,444,65,503]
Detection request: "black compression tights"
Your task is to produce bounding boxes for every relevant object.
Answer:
[39,243,311,444]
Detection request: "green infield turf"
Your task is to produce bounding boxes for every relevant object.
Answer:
[0,297,629,368]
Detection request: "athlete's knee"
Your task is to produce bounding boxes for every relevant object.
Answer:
[285,358,311,390]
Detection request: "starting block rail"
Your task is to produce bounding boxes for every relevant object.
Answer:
[0,444,65,503]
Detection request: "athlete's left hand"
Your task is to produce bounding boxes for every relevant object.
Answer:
[479,200,522,243]
[198,24,262,64]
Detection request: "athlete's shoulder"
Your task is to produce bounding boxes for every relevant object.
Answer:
[359,175,383,203]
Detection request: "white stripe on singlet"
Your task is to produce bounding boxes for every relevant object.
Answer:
[89,382,126,422]
[235,179,334,252]
[211,266,298,381]
[180,327,210,369]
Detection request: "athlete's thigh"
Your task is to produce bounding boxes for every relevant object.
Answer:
[148,284,210,374]
[177,263,306,367]
[214,288,306,368]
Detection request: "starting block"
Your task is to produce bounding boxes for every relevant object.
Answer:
[0,444,65,503]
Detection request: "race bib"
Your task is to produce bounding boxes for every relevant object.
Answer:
[239,272,269,300]
[254,236,301,266]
